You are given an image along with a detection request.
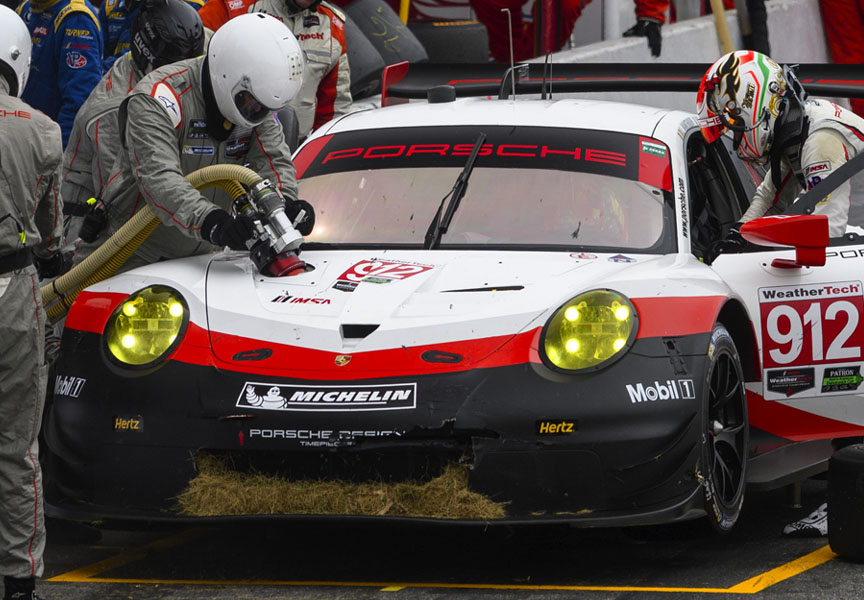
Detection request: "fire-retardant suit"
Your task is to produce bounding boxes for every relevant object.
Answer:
[0,7,64,600]
[99,14,308,273]
[699,51,864,241]
[64,0,205,263]
[819,0,864,116]
[247,0,351,139]
[740,99,864,237]
[16,0,103,148]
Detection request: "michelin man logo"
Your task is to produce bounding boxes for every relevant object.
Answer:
[245,385,288,410]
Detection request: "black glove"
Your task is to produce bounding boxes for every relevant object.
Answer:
[706,222,747,263]
[34,251,73,280]
[285,199,315,236]
[623,19,662,57]
[78,202,108,243]
[203,209,256,251]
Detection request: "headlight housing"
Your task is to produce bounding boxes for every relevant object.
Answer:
[541,289,638,373]
[103,285,189,369]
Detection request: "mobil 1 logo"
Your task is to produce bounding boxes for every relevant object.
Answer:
[626,379,695,404]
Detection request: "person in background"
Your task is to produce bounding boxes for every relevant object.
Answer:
[16,0,103,147]
[624,0,769,58]
[197,0,255,28]
[99,0,204,71]
[97,12,313,273]
[0,7,65,600]
[819,0,864,115]
[246,0,352,141]
[63,0,205,261]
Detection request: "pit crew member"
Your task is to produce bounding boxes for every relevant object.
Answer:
[0,8,64,600]
[99,12,313,272]
[99,0,204,72]
[63,0,205,262]
[247,0,352,140]
[15,0,103,147]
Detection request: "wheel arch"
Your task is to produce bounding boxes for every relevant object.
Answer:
[716,298,760,382]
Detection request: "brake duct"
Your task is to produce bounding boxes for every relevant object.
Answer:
[40,164,291,324]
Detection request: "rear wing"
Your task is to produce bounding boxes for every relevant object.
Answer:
[381,62,864,107]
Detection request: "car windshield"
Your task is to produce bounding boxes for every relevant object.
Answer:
[295,125,676,253]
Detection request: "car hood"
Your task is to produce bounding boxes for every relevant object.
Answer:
[205,250,656,367]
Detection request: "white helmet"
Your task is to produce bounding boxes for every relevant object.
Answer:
[207,13,304,128]
[0,6,32,98]
[697,51,788,163]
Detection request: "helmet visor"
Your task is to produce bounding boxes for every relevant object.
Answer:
[234,90,273,125]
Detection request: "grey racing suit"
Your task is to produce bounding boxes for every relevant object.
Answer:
[100,56,298,272]
[63,52,141,258]
[247,0,351,139]
[0,77,63,581]
[741,99,864,237]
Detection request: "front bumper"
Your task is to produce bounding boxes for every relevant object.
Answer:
[45,329,711,525]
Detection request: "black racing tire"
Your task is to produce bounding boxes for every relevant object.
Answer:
[700,323,748,534]
[829,443,864,560]
[343,0,428,66]
[344,13,387,99]
[407,20,490,63]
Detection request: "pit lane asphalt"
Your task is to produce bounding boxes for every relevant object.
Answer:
[22,477,864,600]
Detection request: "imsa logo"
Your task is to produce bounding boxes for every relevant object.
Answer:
[626,379,695,403]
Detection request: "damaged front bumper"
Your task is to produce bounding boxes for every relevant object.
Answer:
[44,331,711,526]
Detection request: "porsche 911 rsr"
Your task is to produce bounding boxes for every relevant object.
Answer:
[44,64,864,533]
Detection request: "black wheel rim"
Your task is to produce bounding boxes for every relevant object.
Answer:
[707,348,747,508]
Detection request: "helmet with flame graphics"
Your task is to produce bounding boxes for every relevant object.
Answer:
[697,51,790,163]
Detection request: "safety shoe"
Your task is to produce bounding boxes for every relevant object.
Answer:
[782,502,829,537]
[3,576,44,600]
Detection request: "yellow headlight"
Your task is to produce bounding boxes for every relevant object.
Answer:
[104,286,188,367]
[542,290,637,372]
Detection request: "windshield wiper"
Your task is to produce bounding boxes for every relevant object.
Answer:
[423,132,486,249]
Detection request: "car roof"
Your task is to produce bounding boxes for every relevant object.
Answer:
[322,97,692,140]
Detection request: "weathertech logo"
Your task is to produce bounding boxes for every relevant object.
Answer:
[237,382,416,411]
[626,379,695,403]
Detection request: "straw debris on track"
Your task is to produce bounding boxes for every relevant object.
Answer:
[177,454,508,519]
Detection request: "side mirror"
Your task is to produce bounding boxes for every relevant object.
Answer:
[740,214,829,269]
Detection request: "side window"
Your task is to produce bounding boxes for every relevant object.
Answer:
[686,132,750,260]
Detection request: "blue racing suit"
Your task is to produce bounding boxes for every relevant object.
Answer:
[17,0,103,148]
[99,0,204,72]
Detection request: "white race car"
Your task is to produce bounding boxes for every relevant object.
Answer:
[45,63,864,540]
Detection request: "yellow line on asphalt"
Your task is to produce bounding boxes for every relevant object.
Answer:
[726,545,837,593]
[47,529,209,582]
[48,531,836,594]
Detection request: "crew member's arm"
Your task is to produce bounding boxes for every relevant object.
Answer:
[123,93,217,240]
[33,122,65,259]
[246,114,299,203]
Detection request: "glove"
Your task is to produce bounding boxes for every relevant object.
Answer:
[203,209,256,251]
[623,19,662,58]
[705,222,747,263]
[285,199,315,236]
[78,202,108,244]
[34,251,73,280]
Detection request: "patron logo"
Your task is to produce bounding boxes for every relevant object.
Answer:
[767,368,815,397]
[626,379,695,403]
[55,375,86,398]
[821,366,863,393]
[238,382,417,411]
